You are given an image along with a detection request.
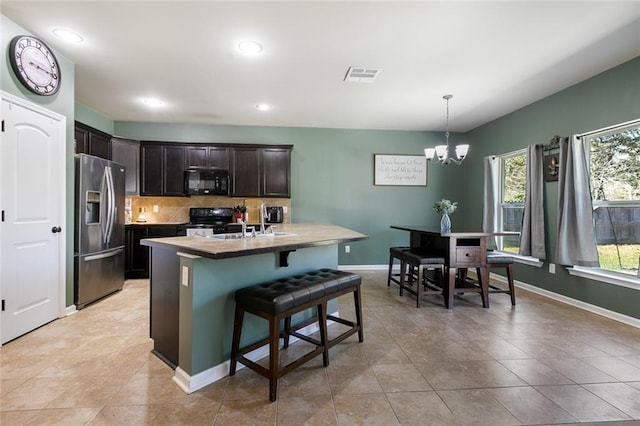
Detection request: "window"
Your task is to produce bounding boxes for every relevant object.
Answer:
[498,150,527,252]
[586,121,640,277]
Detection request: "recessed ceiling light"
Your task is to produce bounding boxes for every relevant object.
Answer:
[256,104,271,111]
[52,28,83,43]
[142,98,164,108]
[238,40,263,55]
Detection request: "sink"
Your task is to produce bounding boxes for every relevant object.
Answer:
[209,233,244,240]
[208,232,296,240]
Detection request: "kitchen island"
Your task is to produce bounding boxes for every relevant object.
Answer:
[141,223,367,393]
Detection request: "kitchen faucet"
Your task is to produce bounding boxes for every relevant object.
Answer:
[239,219,247,238]
[260,203,267,234]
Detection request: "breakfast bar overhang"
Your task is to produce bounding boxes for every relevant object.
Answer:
[141,224,367,394]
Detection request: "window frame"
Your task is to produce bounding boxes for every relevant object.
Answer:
[582,119,640,280]
[496,148,527,253]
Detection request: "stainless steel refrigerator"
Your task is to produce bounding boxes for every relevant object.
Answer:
[74,154,126,309]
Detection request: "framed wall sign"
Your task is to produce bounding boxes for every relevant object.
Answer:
[374,154,427,186]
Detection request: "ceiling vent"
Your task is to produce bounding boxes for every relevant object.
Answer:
[344,67,381,83]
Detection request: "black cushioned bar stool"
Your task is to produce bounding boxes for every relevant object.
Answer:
[485,253,516,305]
[387,246,411,289]
[229,269,363,402]
[399,250,446,308]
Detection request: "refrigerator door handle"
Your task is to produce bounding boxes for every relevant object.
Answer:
[84,248,124,262]
[105,166,115,244]
[101,170,109,245]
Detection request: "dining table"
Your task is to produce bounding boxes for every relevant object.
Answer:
[390,225,519,308]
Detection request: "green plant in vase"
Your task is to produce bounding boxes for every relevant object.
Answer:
[433,199,457,233]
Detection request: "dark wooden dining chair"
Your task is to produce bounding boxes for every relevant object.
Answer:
[458,253,515,306]
[484,253,516,305]
[387,246,411,289]
[398,249,446,308]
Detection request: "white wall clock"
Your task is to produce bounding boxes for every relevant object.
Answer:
[9,35,61,96]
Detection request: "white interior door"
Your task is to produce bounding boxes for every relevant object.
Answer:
[1,92,66,344]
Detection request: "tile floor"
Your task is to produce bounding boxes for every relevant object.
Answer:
[2,270,640,425]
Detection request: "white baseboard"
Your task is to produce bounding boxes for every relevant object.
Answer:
[485,272,640,329]
[172,313,335,394]
[338,264,388,271]
[64,305,77,316]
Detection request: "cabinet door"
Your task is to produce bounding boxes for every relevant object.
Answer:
[163,146,185,196]
[147,225,178,238]
[185,146,208,169]
[231,148,260,197]
[126,227,149,279]
[74,125,89,154]
[141,145,163,195]
[88,131,111,159]
[185,146,229,170]
[111,137,140,195]
[262,148,291,197]
[208,147,229,169]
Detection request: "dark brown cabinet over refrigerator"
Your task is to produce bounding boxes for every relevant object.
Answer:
[74,154,126,309]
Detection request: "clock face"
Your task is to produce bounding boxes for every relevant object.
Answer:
[9,35,61,96]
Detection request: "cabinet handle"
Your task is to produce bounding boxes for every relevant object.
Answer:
[51,226,62,233]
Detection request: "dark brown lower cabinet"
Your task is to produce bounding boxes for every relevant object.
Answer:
[125,225,178,279]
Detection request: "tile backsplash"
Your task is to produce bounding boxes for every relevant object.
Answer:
[128,196,291,224]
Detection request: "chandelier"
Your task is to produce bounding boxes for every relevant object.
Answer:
[424,95,469,165]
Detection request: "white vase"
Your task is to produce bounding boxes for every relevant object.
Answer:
[440,213,451,233]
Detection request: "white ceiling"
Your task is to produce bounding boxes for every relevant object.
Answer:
[2,1,639,132]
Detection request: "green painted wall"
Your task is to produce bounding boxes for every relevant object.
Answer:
[115,121,468,265]
[75,102,114,135]
[463,57,640,319]
[1,14,76,306]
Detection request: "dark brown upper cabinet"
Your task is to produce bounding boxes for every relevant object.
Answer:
[261,148,291,197]
[111,137,140,195]
[74,122,111,160]
[141,143,185,196]
[230,146,292,198]
[185,146,229,170]
[231,147,261,197]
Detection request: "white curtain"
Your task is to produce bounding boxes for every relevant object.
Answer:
[555,136,600,267]
[482,156,499,250]
[519,144,546,259]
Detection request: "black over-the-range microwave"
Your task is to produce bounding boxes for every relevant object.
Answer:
[184,169,229,195]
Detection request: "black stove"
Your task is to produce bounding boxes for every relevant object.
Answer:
[177,207,234,236]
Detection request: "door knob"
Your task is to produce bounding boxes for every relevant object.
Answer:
[51,226,62,233]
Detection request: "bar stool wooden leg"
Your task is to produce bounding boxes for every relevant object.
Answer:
[317,303,329,367]
[283,316,292,348]
[399,260,406,296]
[229,305,244,376]
[507,264,516,305]
[268,315,280,402]
[416,265,424,308]
[354,287,364,342]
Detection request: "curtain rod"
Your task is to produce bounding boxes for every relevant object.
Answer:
[539,118,640,151]
[538,135,562,152]
[576,117,640,138]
